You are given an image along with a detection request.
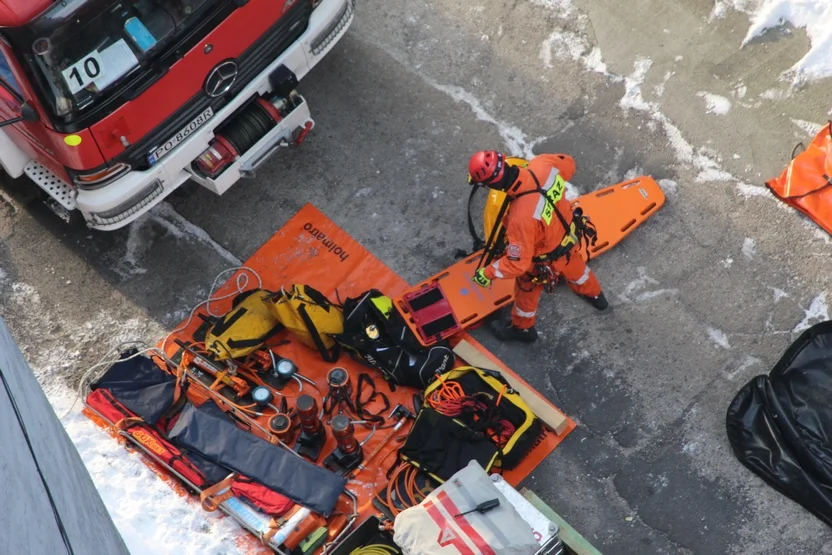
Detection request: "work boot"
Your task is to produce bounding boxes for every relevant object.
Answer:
[491,321,538,343]
[580,291,609,311]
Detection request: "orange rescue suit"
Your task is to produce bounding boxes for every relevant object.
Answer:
[481,154,602,329]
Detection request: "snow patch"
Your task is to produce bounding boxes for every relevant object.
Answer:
[707,327,731,349]
[618,267,677,303]
[771,286,789,303]
[736,183,772,198]
[683,441,700,454]
[741,0,832,83]
[697,92,732,115]
[635,289,679,302]
[760,88,789,101]
[658,179,678,195]
[9,276,249,553]
[623,166,643,180]
[654,71,673,97]
[49,389,244,555]
[725,354,762,380]
[794,293,829,332]
[540,30,609,74]
[528,0,578,18]
[710,0,760,21]
[742,238,756,259]
[619,59,733,183]
[791,118,824,137]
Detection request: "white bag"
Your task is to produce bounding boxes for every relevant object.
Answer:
[393,460,539,555]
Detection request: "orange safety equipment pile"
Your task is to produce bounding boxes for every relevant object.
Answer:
[766,120,832,235]
[82,203,576,555]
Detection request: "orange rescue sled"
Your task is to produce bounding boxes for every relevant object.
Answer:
[395,175,666,346]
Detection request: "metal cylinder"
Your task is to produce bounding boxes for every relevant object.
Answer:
[296,394,323,437]
[331,414,360,455]
[269,413,293,440]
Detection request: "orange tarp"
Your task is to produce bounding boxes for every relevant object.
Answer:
[90,203,575,553]
[766,121,832,235]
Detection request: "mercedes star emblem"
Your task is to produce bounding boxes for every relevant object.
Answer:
[204,60,239,98]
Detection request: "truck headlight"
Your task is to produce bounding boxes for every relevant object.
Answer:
[71,162,131,189]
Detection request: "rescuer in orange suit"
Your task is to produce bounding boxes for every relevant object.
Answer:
[467,150,608,343]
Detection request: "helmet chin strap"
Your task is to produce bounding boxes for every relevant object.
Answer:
[484,165,518,192]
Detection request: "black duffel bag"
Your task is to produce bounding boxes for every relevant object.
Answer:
[332,289,454,390]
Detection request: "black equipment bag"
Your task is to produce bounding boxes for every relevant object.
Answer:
[168,402,347,517]
[331,289,454,389]
[399,407,500,483]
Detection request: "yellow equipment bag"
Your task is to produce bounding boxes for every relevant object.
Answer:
[204,289,284,361]
[271,284,344,362]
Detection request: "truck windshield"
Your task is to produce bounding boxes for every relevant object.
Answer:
[8,0,221,118]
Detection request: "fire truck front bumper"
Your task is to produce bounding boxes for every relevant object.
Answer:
[72,0,355,231]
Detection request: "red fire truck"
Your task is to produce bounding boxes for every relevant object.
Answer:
[0,0,354,230]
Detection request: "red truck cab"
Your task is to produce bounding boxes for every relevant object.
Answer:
[0,0,354,230]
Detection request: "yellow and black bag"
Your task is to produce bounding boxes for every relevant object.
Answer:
[204,289,285,361]
[271,284,344,362]
[422,366,542,470]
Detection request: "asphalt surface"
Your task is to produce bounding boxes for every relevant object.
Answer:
[2,1,832,553]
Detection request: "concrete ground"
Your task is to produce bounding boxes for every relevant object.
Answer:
[2,1,832,553]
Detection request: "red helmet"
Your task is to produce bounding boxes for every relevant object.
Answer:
[467,150,505,187]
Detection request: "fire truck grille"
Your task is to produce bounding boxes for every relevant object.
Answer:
[121,0,312,171]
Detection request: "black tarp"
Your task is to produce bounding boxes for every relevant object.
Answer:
[169,402,347,517]
[726,320,832,527]
[90,351,175,425]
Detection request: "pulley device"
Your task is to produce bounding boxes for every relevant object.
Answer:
[294,394,327,461]
[269,412,295,442]
[324,414,364,475]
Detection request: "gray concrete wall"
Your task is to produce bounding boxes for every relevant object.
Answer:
[0,317,130,555]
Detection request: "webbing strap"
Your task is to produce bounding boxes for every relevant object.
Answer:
[298,303,339,362]
[465,185,485,252]
[200,474,237,512]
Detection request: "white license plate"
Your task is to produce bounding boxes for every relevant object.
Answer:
[148,106,214,165]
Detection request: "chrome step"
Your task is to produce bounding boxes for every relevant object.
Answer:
[23,160,77,211]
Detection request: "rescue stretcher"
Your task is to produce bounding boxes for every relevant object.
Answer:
[394,175,667,347]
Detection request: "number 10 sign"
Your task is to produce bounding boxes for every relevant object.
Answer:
[61,51,106,95]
